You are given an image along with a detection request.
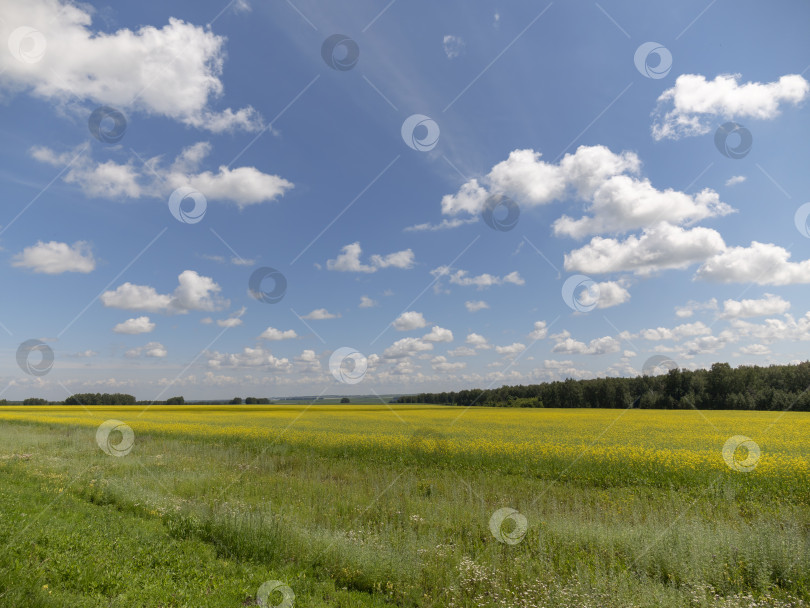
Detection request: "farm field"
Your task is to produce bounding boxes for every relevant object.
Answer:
[0,404,808,607]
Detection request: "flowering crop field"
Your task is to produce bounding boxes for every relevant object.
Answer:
[0,405,808,607]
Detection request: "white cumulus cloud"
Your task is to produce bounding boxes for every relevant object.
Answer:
[206,346,291,370]
[12,240,95,274]
[393,311,427,331]
[440,145,732,239]
[696,242,810,285]
[422,326,453,342]
[552,333,620,355]
[528,321,548,340]
[495,343,526,357]
[260,327,298,340]
[719,294,791,319]
[565,222,727,275]
[738,344,771,356]
[327,242,415,273]
[126,341,167,358]
[217,317,243,328]
[113,316,155,334]
[0,0,263,132]
[431,355,466,372]
[301,308,340,320]
[383,337,433,359]
[638,322,712,341]
[101,270,227,313]
[652,73,809,140]
[465,300,489,312]
[431,266,524,289]
[466,333,490,349]
[31,142,293,208]
[592,281,631,308]
[675,298,718,318]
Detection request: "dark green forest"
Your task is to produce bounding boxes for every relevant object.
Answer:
[397,361,810,410]
[6,362,810,410]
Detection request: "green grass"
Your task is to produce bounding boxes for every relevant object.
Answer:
[0,459,393,607]
[0,416,808,607]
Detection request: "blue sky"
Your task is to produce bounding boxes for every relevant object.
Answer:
[1,0,809,400]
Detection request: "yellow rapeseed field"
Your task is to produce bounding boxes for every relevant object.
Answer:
[1,404,808,483]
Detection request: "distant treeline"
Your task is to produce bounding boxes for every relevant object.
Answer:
[190,398,272,405]
[1,394,272,406]
[65,393,137,405]
[396,362,810,410]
